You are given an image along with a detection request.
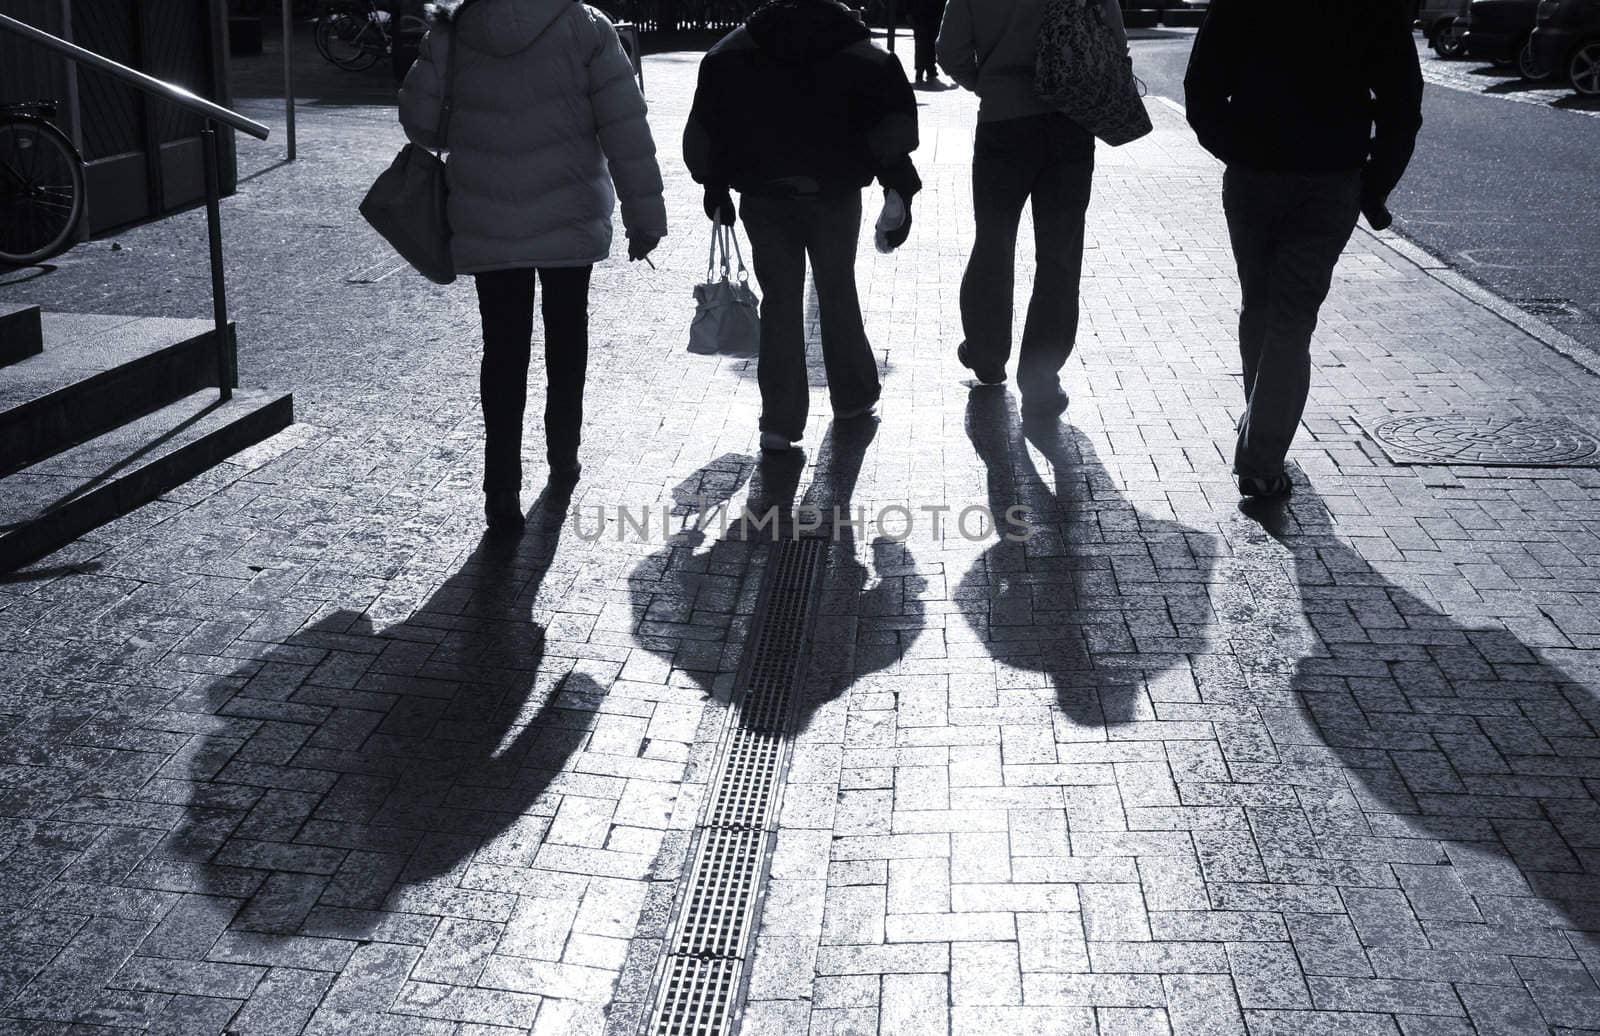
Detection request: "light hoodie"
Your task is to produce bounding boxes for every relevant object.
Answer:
[937,0,1127,123]
[399,0,667,272]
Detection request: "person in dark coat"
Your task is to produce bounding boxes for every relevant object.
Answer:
[910,0,947,85]
[684,0,922,453]
[1185,0,1422,499]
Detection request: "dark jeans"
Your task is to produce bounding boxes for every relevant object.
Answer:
[1222,165,1360,478]
[959,112,1095,401]
[913,22,938,74]
[741,193,880,442]
[473,265,593,492]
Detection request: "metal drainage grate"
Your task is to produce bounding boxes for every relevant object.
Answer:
[647,537,825,1036]
[1366,414,1600,467]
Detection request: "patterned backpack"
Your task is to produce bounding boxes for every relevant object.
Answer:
[1034,0,1153,147]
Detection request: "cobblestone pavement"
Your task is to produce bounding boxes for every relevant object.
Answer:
[1,38,1599,1036]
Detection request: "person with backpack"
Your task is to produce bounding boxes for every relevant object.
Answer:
[684,0,921,454]
[399,0,666,533]
[1185,0,1422,498]
[937,0,1126,422]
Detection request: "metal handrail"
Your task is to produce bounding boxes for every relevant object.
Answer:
[0,12,273,403]
[0,13,269,140]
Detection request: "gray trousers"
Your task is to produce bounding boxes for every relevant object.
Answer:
[1223,166,1361,479]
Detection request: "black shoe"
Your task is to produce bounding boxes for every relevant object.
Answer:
[957,342,1006,386]
[1021,386,1069,423]
[1238,473,1293,499]
[485,490,525,534]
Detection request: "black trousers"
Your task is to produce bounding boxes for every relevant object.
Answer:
[473,266,593,492]
[1222,166,1360,479]
[959,112,1095,402]
[741,193,880,442]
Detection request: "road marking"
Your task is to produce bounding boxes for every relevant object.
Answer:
[1421,61,1600,119]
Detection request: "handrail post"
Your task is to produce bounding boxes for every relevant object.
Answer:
[201,122,235,402]
[283,0,296,160]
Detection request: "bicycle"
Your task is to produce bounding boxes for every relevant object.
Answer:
[315,0,429,72]
[0,101,86,267]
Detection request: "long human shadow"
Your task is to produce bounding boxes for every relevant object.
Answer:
[790,418,927,735]
[957,390,1218,728]
[1241,491,1600,939]
[170,516,608,940]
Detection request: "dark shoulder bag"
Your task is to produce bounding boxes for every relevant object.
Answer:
[359,19,460,285]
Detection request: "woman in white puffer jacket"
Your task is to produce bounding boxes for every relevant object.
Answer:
[400,0,666,533]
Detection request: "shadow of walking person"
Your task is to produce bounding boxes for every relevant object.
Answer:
[1235,491,1600,985]
[793,418,928,737]
[165,517,626,984]
[957,390,1219,731]
[626,453,758,707]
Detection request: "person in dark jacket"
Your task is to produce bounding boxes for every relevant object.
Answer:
[910,0,947,85]
[1185,0,1422,498]
[684,0,921,452]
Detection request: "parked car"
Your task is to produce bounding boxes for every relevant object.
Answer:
[1418,0,1470,57]
[1529,0,1600,95]
[1458,0,1541,68]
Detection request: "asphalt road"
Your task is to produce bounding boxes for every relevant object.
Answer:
[1129,29,1600,360]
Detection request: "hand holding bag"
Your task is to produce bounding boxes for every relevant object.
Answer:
[689,223,761,359]
[1035,0,1153,147]
[359,19,459,285]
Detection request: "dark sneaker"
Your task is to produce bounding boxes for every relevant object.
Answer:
[957,342,1006,386]
[1020,386,1069,423]
[760,431,799,452]
[1238,473,1293,499]
[484,490,525,534]
[834,388,880,420]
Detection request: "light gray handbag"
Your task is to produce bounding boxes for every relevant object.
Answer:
[689,223,760,359]
[1035,0,1152,147]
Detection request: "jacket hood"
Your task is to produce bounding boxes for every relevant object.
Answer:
[437,0,572,57]
[746,0,869,64]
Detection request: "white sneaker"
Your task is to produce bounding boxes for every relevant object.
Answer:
[760,432,797,452]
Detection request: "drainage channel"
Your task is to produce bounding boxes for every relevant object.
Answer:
[645,536,826,1036]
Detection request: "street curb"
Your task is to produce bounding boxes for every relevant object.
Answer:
[1359,226,1600,380]
[1149,93,1600,382]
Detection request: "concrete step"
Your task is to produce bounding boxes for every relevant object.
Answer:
[0,387,294,572]
[0,313,233,477]
[0,304,43,367]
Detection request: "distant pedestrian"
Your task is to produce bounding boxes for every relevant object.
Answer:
[399,0,666,533]
[684,0,921,453]
[938,0,1126,422]
[910,0,947,86]
[1185,0,1422,499]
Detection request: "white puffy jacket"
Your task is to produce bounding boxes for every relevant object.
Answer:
[398,0,667,273]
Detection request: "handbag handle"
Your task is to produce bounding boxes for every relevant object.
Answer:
[435,2,473,150]
[706,222,750,285]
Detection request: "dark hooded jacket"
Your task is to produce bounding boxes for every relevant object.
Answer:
[683,0,922,200]
[1184,0,1422,206]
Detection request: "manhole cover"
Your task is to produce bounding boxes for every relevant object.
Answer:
[1367,414,1600,467]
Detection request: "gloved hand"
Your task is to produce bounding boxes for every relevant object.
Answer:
[703,187,736,226]
[874,189,912,253]
[1361,193,1393,232]
[628,234,661,262]
[884,202,913,250]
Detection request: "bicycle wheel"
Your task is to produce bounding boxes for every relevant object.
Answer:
[0,116,85,267]
[316,11,380,71]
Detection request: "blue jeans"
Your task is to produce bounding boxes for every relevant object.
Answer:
[1223,166,1360,479]
[959,113,1095,401]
